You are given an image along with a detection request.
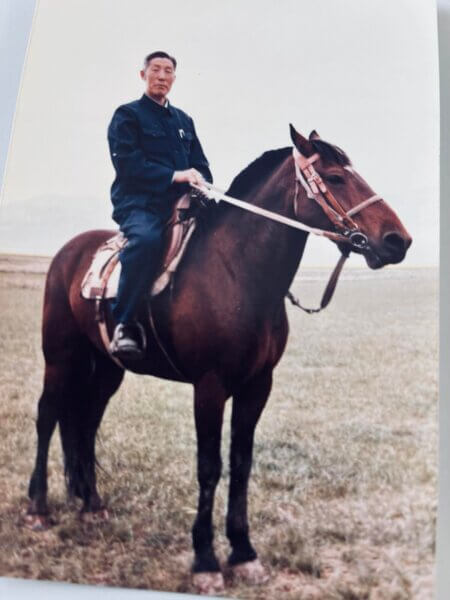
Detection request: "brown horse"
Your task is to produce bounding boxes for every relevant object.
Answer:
[26,126,411,594]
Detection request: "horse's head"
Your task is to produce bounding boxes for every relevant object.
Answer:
[289,125,412,268]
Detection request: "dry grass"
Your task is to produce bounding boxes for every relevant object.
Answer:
[0,260,437,599]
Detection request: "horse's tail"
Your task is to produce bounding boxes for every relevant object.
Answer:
[58,348,123,504]
[57,350,97,501]
[60,417,90,501]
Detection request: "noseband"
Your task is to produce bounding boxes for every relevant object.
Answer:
[293,147,382,250]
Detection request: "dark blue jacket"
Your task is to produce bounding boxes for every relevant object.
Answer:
[108,94,212,221]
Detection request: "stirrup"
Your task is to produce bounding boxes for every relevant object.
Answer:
[109,322,146,360]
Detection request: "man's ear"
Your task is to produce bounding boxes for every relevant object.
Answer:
[289,124,315,156]
[140,69,146,81]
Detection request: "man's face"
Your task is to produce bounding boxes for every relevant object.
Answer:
[140,57,176,101]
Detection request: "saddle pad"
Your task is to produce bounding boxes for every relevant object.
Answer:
[81,210,196,300]
[81,234,125,299]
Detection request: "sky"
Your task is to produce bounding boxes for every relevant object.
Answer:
[0,0,439,266]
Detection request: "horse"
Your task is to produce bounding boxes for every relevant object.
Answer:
[26,125,412,595]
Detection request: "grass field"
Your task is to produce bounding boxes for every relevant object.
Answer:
[0,258,437,599]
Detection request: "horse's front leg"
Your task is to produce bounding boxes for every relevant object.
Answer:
[226,368,272,584]
[191,371,227,595]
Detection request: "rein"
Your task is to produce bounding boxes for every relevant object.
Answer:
[191,182,348,243]
[192,147,383,314]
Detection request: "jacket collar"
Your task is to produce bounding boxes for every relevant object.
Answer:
[140,93,174,116]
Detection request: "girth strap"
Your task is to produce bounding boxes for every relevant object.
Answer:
[147,304,186,380]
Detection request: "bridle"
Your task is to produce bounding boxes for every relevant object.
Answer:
[292,147,383,251]
[191,149,383,248]
[288,147,383,313]
[191,146,385,313]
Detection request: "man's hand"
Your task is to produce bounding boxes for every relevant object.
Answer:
[172,168,205,186]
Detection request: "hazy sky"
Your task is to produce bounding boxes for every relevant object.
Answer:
[0,0,439,266]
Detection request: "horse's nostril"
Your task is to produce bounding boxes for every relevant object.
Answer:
[383,232,407,253]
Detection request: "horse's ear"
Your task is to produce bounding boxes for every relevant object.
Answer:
[289,123,315,156]
[309,130,321,140]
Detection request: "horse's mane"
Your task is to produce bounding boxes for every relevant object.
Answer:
[195,148,291,231]
[226,139,350,199]
[226,147,292,197]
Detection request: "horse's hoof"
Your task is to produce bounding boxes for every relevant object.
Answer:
[80,508,109,523]
[231,559,269,585]
[192,571,225,595]
[23,513,52,531]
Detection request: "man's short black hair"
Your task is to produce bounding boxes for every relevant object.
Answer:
[143,51,177,70]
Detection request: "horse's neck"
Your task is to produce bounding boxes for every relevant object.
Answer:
[208,161,309,308]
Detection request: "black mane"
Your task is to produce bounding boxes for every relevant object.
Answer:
[193,147,291,232]
[226,147,292,197]
[225,139,351,199]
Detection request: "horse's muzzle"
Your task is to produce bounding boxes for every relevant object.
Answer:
[382,231,412,261]
[363,230,412,268]
[370,231,413,266]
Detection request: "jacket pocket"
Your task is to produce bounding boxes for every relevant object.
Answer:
[141,127,171,154]
[181,130,194,153]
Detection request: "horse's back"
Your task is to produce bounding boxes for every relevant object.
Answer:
[47,229,114,285]
[52,229,116,263]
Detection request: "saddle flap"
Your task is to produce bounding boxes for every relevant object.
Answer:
[81,194,196,301]
[163,193,192,268]
[80,233,126,299]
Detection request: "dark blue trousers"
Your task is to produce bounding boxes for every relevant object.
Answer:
[111,208,167,324]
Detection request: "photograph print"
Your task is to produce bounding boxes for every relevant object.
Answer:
[0,0,438,598]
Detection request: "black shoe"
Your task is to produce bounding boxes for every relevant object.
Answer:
[109,323,146,360]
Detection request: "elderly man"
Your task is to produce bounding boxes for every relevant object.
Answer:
[108,51,212,359]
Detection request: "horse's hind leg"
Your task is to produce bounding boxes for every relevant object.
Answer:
[27,353,88,527]
[26,364,65,529]
[226,368,272,584]
[58,350,124,517]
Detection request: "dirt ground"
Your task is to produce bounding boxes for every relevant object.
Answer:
[0,256,437,599]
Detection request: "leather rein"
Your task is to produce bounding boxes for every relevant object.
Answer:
[192,147,383,314]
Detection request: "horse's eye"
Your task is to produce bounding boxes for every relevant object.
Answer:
[325,174,345,185]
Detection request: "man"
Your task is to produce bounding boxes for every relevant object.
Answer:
[107,51,212,359]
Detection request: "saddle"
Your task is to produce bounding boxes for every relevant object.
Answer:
[81,194,196,302]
